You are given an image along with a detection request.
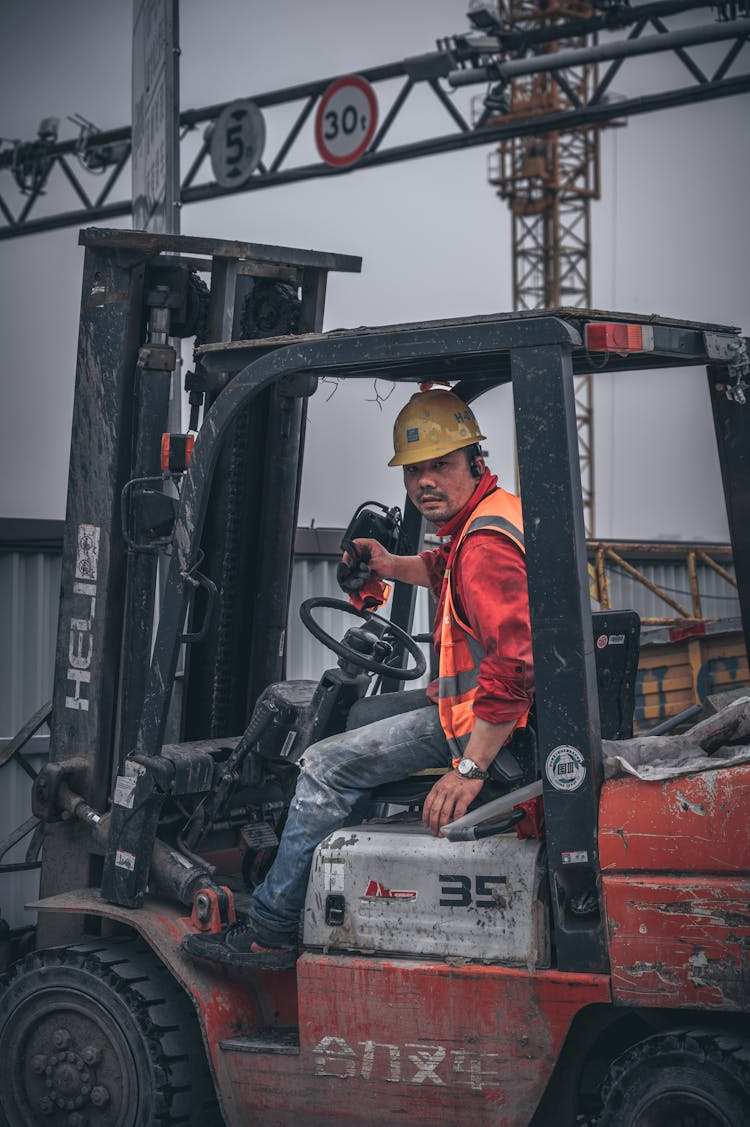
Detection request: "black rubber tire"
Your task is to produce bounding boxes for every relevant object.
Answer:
[0,936,223,1127]
[596,1028,750,1127]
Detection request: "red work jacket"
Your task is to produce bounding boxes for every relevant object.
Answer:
[421,475,534,755]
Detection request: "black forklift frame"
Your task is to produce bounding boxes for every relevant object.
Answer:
[45,229,749,974]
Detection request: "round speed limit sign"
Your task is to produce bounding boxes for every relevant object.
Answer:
[315,76,378,168]
[210,99,266,188]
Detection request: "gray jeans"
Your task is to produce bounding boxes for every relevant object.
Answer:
[246,690,451,946]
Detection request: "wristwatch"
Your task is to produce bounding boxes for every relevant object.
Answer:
[456,757,489,780]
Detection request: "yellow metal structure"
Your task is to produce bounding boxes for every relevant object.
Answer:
[587,539,748,730]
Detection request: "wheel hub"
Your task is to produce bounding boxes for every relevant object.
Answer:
[8,994,128,1126]
[638,1093,730,1127]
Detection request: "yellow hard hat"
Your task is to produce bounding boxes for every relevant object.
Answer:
[388,389,486,467]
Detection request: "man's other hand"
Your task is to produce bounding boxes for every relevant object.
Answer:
[423,771,483,836]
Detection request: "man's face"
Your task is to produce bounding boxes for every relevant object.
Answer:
[402,448,479,525]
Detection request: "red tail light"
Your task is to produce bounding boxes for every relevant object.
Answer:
[585,322,654,354]
[161,433,195,473]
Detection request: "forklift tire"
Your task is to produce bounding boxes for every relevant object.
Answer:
[596,1028,750,1127]
[0,936,223,1127]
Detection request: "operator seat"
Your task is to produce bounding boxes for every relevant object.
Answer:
[368,609,640,811]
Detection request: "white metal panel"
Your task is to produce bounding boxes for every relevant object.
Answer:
[304,823,547,964]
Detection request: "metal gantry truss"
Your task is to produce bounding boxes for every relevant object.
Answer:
[0,1,747,241]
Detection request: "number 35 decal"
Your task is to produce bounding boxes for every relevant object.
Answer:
[439,874,507,908]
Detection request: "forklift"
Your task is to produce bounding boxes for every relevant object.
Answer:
[0,228,748,1127]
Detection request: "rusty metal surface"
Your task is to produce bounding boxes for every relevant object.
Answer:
[78,227,362,273]
[602,874,750,1011]
[599,764,750,1012]
[599,763,750,872]
[216,956,611,1127]
[635,626,749,730]
[29,888,268,1127]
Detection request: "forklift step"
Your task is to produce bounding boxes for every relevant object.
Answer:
[220,1027,301,1055]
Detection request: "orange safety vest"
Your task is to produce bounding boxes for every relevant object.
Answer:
[437,488,528,760]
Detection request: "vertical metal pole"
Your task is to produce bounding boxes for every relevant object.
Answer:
[117,304,174,766]
[132,0,180,236]
[381,497,426,694]
[132,0,181,422]
[511,340,608,974]
[40,244,146,943]
[247,268,329,700]
[707,363,750,664]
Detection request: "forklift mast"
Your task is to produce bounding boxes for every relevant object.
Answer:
[40,229,361,943]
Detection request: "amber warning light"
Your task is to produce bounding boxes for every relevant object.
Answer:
[585,322,655,355]
[161,433,195,473]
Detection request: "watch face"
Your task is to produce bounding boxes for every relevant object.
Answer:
[457,757,486,779]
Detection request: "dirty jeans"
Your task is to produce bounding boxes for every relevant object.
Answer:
[246,693,451,946]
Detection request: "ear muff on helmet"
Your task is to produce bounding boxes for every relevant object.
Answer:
[468,444,483,478]
[388,390,486,467]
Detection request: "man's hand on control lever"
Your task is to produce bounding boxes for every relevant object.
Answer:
[343,539,431,589]
[345,538,396,581]
[337,538,387,593]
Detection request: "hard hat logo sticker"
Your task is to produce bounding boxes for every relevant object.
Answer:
[545,745,586,792]
[406,427,420,443]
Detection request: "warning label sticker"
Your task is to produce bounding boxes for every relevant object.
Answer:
[321,854,345,893]
[113,775,137,809]
[115,849,136,872]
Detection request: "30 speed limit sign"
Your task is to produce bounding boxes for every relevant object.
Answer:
[315,76,378,168]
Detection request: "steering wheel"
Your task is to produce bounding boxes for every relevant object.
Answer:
[299,596,427,681]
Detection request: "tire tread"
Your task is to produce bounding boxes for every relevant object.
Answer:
[0,936,223,1127]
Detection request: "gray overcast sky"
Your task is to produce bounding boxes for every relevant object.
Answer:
[0,0,748,540]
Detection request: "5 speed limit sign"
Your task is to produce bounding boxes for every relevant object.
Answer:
[315,76,378,167]
[210,99,266,188]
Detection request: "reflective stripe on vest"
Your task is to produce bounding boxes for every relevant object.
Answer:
[437,488,526,759]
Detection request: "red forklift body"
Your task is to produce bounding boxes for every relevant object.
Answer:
[600,761,750,1013]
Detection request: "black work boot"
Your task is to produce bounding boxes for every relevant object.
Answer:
[182,921,298,969]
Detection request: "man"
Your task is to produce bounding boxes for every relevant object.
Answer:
[183,388,534,969]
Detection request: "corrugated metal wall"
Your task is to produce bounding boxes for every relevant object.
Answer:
[601,559,738,622]
[0,549,60,928]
